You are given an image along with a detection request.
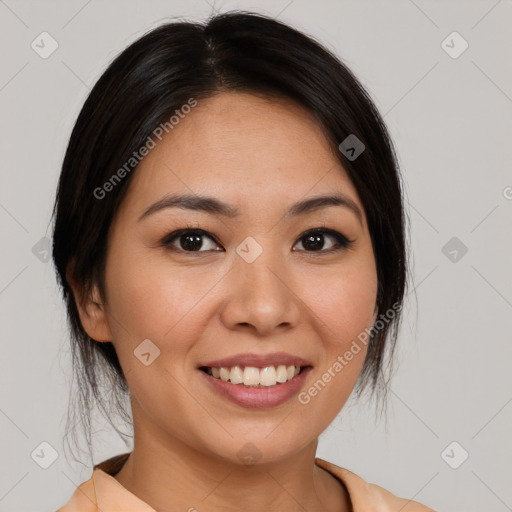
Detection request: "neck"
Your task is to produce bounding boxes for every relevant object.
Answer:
[113,416,349,512]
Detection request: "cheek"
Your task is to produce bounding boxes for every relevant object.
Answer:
[101,246,170,365]
[102,243,225,368]
[105,240,187,332]
[101,249,210,423]
[302,254,377,349]
[307,279,374,386]
[293,251,377,422]
[100,244,243,449]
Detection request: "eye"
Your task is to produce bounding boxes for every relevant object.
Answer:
[160,226,353,254]
[293,228,353,253]
[161,228,223,253]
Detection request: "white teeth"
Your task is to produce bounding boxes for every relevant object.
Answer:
[260,366,277,386]
[276,365,288,383]
[206,364,302,387]
[243,366,260,386]
[229,366,244,384]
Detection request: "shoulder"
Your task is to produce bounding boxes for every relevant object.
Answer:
[56,477,97,512]
[315,457,436,511]
[57,452,132,511]
[57,453,155,512]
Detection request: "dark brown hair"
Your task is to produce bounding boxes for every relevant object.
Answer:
[52,10,409,463]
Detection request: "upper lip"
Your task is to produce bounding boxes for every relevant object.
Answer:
[199,352,313,369]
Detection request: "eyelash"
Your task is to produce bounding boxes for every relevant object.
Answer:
[160,225,354,255]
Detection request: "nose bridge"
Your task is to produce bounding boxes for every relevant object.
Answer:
[236,233,287,286]
[219,234,301,334]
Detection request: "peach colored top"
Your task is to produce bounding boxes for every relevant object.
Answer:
[57,452,435,511]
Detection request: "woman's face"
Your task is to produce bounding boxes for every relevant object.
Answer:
[82,92,378,464]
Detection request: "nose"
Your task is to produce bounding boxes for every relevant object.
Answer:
[218,245,302,337]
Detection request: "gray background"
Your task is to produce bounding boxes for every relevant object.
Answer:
[1,0,511,511]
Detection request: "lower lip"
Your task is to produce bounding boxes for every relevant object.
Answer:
[199,367,312,408]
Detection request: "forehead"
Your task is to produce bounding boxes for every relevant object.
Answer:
[119,92,362,220]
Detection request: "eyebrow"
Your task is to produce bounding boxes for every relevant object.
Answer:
[138,192,363,226]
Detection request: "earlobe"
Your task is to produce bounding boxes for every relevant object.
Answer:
[66,269,113,343]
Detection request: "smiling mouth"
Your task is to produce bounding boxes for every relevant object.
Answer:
[199,364,311,387]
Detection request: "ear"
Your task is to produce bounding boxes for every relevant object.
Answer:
[66,268,113,343]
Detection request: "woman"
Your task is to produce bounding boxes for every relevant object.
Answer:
[53,10,435,511]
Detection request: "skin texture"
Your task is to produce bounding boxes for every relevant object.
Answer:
[71,91,378,512]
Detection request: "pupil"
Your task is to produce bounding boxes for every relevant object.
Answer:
[304,234,323,251]
[181,234,202,251]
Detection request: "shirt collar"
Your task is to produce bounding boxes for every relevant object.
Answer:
[88,453,367,511]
